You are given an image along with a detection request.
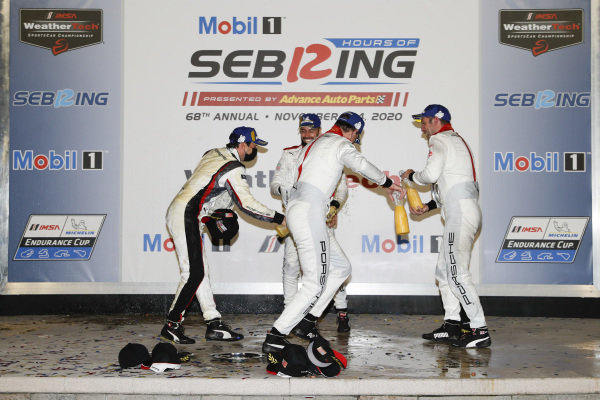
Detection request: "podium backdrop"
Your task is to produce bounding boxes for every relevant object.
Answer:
[5,0,598,298]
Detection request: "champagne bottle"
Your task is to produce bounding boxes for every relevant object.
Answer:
[392,191,409,235]
[405,181,423,209]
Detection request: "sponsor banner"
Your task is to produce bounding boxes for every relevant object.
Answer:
[121,0,479,288]
[8,0,122,282]
[497,217,589,263]
[182,91,406,107]
[9,0,593,293]
[481,0,592,285]
[14,214,106,260]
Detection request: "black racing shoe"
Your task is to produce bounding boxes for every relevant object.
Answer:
[160,320,196,344]
[422,320,461,343]
[292,316,322,340]
[452,326,492,348]
[336,310,351,333]
[262,328,290,354]
[461,320,471,332]
[205,319,244,341]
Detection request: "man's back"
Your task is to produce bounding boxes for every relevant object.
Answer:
[176,148,239,199]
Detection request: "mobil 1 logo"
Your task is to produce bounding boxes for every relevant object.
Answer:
[83,151,103,170]
[263,17,281,34]
[564,152,585,172]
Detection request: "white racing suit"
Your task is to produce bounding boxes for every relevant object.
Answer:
[166,147,284,323]
[411,126,486,328]
[271,144,349,308]
[273,128,392,334]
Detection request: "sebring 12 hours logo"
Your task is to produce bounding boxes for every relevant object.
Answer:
[12,89,109,107]
[494,90,590,109]
[186,15,420,109]
[189,24,419,85]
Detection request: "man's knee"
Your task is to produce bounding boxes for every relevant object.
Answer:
[300,280,324,297]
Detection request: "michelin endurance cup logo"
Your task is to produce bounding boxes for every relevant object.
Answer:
[14,214,106,260]
[497,216,589,263]
[20,9,103,55]
[499,9,583,56]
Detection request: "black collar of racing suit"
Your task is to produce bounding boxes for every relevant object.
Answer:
[228,146,242,161]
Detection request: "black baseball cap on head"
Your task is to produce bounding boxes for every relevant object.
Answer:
[150,342,181,373]
[118,343,152,369]
[266,344,317,377]
[306,336,348,377]
[201,209,239,241]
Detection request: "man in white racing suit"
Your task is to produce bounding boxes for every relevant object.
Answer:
[161,126,285,344]
[270,113,351,333]
[262,112,405,353]
[402,104,491,348]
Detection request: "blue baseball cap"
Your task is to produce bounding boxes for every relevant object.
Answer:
[228,126,268,146]
[412,104,451,122]
[336,112,365,143]
[299,113,321,129]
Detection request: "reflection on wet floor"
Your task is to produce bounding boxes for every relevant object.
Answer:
[0,313,599,380]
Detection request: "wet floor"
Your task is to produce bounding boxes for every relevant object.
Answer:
[0,313,599,382]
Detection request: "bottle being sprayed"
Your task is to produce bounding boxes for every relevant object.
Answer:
[405,180,423,209]
[392,191,409,235]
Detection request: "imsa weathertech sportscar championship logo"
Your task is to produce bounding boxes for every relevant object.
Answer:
[14,214,106,260]
[496,216,588,263]
[499,9,583,56]
[20,9,103,55]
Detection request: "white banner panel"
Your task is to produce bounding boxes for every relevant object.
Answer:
[121,0,480,294]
